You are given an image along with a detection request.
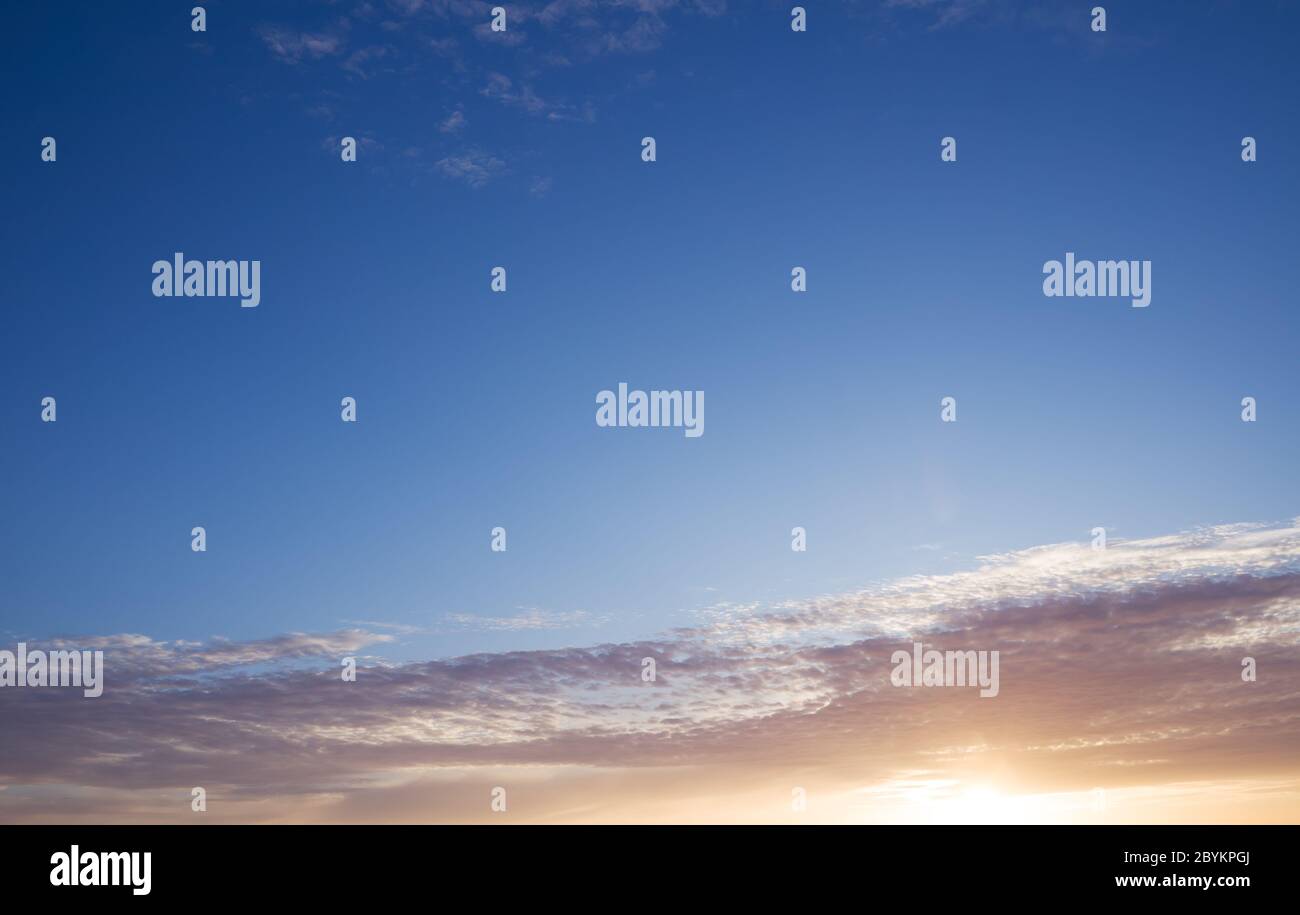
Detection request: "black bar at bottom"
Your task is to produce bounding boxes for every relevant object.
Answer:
[1,825,1284,900]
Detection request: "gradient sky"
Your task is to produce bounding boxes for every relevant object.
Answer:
[1,0,1298,823]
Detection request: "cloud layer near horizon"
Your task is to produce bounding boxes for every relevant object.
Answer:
[4,520,1299,823]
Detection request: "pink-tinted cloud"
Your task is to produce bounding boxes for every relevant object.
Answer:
[3,520,1298,823]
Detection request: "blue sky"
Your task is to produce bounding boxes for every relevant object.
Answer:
[2,0,1297,664]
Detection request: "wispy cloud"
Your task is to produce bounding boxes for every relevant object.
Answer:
[445,608,601,631]
[342,45,393,78]
[438,109,467,134]
[885,0,989,30]
[256,23,349,63]
[4,519,1298,823]
[435,148,506,186]
[474,20,528,46]
[480,71,549,114]
[341,620,429,636]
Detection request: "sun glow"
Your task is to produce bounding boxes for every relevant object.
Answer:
[843,776,1106,825]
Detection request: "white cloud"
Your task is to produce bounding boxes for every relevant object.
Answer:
[439,109,466,134]
[435,149,505,186]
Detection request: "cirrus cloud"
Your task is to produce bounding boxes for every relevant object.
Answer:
[3,519,1298,823]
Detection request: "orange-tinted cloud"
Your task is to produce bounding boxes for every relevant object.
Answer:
[3,520,1298,823]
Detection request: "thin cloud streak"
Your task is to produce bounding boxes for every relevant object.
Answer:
[3,519,1298,822]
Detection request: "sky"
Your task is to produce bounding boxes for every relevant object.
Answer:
[0,0,1298,823]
